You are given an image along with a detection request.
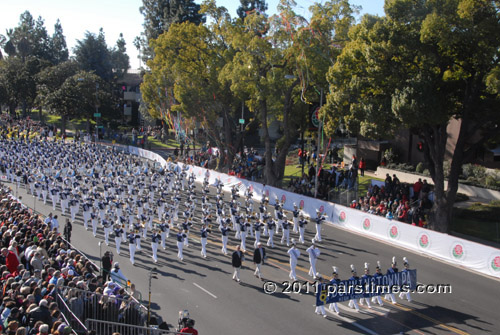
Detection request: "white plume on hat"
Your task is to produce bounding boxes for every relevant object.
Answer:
[364,262,369,270]
[403,257,409,265]
[376,261,381,269]
[332,266,338,274]
[350,264,356,273]
[392,256,397,265]
[291,238,296,245]
[293,202,297,207]
[311,238,315,244]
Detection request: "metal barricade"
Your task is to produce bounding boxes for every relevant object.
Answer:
[57,286,148,329]
[56,293,88,334]
[85,319,190,335]
[328,187,358,206]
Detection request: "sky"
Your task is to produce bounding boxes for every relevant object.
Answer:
[1,0,385,70]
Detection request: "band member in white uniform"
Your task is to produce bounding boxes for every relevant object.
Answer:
[398,257,412,302]
[151,228,160,263]
[298,214,308,244]
[127,230,137,265]
[307,240,320,279]
[200,224,211,258]
[113,224,124,255]
[266,219,276,248]
[220,222,231,255]
[359,262,372,308]
[287,240,300,281]
[371,261,384,306]
[347,265,360,311]
[328,267,341,314]
[176,229,187,261]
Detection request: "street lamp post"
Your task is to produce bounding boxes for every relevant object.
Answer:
[314,88,323,198]
[147,267,158,328]
[98,241,103,272]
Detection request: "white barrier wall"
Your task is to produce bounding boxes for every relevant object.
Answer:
[128,147,500,279]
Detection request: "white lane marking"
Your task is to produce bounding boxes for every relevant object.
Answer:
[193,282,218,299]
[325,308,379,335]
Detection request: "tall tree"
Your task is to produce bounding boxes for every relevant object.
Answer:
[137,0,205,63]
[49,19,68,65]
[236,0,268,20]
[324,0,500,232]
[5,11,52,62]
[0,56,40,114]
[220,0,356,186]
[111,33,130,79]
[36,60,80,135]
[74,29,113,82]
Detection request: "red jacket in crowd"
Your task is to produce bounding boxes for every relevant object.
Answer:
[5,250,20,274]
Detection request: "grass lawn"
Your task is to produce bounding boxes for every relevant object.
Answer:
[26,110,93,131]
[358,174,383,196]
[451,201,500,244]
[283,164,304,185]
[451,216,500,244]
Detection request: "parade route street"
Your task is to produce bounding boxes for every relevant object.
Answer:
[7,177,500,335]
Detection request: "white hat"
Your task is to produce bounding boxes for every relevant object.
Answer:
[291,238,296,245]
[311,238,315,245]
[293,202,297,207]
[114,262,120,268]
[403,257,409,266]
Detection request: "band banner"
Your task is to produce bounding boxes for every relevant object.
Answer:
[316,270,417,306]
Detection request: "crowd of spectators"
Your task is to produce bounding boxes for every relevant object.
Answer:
[226,148,263,181]
[288,162,359,199]
[287,157,434,227]
[0,184,145,335]
[350,174,433,227]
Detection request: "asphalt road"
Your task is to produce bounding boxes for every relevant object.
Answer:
[5,175,500,335]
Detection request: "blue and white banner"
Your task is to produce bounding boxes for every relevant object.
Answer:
[316,270,417,305]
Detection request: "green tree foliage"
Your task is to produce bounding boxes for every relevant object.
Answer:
[0,56,40,114]
[236,0,268,20]
[324,0,500,232]
[0,11,70,116]
[218,0,355,185]
[111,33,130,80]
[49,19,69,65]
[4,11,52,62]
[37,61,105,135]
[137,0,206,62]
[74,29,113,82]
[142,1,234,168]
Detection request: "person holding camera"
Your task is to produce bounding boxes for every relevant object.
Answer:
[179,319,198,335]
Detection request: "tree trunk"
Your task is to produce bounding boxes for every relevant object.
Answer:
[61,114,67,138]
[38,106,44,124]
[424,110,469,233]
[22,99,27,117]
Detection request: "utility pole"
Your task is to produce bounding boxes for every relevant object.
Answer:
[147,267,158,328]
[314,88,323,198]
